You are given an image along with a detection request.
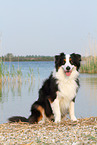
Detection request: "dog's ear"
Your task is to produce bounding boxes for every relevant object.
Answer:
[54,53,65,63]
[76,54,81,61]
[54,55,61,71]
[71,53,81,61]
[54,53,65,71]
[71,53,81,71]
[54,55,60,64]
[60,53,65,56]
[54,55,60,63]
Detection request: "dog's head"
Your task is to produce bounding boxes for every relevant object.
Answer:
[55,53,81,76]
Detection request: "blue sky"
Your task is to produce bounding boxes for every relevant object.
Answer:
[0,0,97,56]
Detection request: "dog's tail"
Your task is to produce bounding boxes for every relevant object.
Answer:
[8,102,45,124]
[8,116,28,123]
[8,96,53,124]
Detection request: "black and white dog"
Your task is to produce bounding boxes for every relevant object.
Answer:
[9,53,81,123]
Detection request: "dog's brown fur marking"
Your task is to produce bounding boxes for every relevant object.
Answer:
[37,106,44,122]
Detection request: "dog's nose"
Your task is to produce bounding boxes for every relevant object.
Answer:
[66,66,70,71]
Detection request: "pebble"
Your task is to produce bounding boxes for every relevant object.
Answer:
[0,117,97,145]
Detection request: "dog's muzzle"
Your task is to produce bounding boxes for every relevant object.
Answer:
[64,66,72,76]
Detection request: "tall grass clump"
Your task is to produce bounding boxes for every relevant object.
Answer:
[1,62,35,85]
[0,57,2,98]
[80,37,97,74]
[80,56,97,73]
[0,62,2,84]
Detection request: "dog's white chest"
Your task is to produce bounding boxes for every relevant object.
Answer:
[53,67,79,116]
[57,79,78,115]
[58,79,77,99]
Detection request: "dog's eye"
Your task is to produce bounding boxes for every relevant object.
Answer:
[71,61,73,64]
[63,59,66,64]
[64,59,66,62]
[62,59,66,65]
[69,58,73,64]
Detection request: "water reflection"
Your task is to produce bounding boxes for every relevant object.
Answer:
[75,74,97,119]
[1,77,35,103]
[80,75,97,100]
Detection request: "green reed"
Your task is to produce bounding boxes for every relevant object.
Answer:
[80,56,97,74]
[0,62,35,101]
[0,60,2,99]
[27,67,33,81]
[1,63,34,83]
[0,62,2,79]
[80,36,97,74]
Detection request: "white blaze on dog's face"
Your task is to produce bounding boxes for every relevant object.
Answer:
[62,54,75,76]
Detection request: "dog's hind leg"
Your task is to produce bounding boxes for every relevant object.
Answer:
[28,105,45,124]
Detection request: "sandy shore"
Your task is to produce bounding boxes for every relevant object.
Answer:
[0,117,97,145]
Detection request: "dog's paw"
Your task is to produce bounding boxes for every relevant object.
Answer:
[55,118,61,123]
[71,116,77,121]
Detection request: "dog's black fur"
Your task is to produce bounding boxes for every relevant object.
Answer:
[9,74,58,123]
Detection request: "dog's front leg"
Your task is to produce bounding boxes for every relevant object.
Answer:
[69,101,77,121]
[51,98,61,123]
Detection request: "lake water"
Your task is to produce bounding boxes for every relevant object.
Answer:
[0,61,97,124]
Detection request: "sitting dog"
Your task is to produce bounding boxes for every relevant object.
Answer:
[9,53,81,123]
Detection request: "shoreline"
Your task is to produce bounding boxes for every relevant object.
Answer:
[0,117,97,144]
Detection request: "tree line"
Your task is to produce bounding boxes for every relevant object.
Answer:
[1,53,54,61]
